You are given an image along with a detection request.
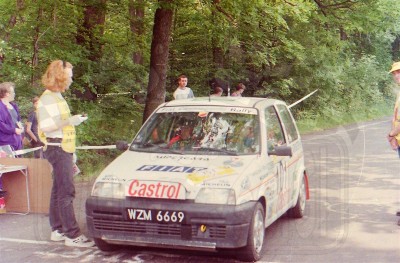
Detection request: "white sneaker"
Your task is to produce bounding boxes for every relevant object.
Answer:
[50,230,66,242]
[65,234,95,248]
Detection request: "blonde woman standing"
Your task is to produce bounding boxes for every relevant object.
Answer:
[37,60,93,247]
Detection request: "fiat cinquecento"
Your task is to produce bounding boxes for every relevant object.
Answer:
[86,97,309,262]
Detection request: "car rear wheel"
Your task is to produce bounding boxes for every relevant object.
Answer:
[94,238,119,252]
[288,174,306,218]
[237,202,265,262]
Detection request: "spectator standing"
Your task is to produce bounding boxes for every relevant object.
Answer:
[0,82,23,151]
[231,83,246,97]
[0,82,23,204]
[211,86,223,96]
[173,74,194,100]
[387,61,400,226]
[25,96,44,158]
[36,60,94,247]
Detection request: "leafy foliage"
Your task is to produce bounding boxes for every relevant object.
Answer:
[1,0,400,176]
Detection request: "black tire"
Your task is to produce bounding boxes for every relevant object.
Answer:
[94,238,119,252]
[288,174,306,218]
[237,202,265,262]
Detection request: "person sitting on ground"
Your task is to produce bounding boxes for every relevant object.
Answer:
[231,83,246,97]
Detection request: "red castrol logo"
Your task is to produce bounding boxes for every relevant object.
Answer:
[127,180,185,200]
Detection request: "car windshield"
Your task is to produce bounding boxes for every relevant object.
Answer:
[131,107,260,155]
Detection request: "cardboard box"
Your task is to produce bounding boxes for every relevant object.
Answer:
[0,158,52,214]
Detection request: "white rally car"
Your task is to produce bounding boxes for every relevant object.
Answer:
[86,97,309,262]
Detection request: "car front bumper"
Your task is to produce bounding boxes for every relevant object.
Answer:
[86,197,257,251]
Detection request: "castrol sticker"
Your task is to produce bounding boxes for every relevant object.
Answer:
[126,180,185,200]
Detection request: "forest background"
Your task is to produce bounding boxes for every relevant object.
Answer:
[1,0,400,177]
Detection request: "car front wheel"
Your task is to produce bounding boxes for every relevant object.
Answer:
[237,202,265,262]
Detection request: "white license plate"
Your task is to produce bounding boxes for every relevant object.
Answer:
[126,208,185,223]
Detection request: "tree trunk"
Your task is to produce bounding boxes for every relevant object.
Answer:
[31,6,43,85]
[142,0,174,123]
[0,0,25,68]
[129,0,145,65]
[75,0,107,100]
[392,36,400,60]
[2,0,25,42]
[211,9,224,70]
[76,0,106,61]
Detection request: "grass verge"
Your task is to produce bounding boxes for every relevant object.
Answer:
[297,102,393,134]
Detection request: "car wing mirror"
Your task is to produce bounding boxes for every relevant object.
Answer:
[268,145,293,157]
[116,140,129,151]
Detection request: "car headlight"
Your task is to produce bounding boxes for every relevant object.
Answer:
[91,182,125,199]
[195,188,236,205]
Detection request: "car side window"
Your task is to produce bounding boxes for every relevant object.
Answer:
[276,105,299,143]
[265,106,286,152]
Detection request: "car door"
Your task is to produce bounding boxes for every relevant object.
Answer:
[264,106,290,217]
[275,104,303,206]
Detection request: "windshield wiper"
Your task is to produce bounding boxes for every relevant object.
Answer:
[130,142,155,148]
[196,147,238,156]
[141,142,156,148]
[132,142,183,154]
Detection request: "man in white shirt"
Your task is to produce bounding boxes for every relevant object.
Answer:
[173,75,194,100]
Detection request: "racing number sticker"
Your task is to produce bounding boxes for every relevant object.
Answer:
[277,161,288,192]
[276,160,290,212]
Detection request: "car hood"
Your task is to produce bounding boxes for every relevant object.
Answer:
[96,150,266,198]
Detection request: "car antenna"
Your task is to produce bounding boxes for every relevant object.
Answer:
[289,89,319,108]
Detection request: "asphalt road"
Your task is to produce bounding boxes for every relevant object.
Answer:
[0,117,399,263]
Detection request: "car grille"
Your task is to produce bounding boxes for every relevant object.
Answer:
[92,211,227,239]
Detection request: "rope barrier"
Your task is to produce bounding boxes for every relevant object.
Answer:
[76,145,117,150]
[97,92,132,98]
[12,144,117,156]
[13,147,43,156]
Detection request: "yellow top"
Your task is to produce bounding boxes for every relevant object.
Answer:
[38,90,76,153]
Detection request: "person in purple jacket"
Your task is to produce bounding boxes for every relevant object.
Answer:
[0,82,23,193]
[0,82,23,150]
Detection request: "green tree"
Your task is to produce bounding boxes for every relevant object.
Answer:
[143,0,174,122]
[1,0,400,174]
